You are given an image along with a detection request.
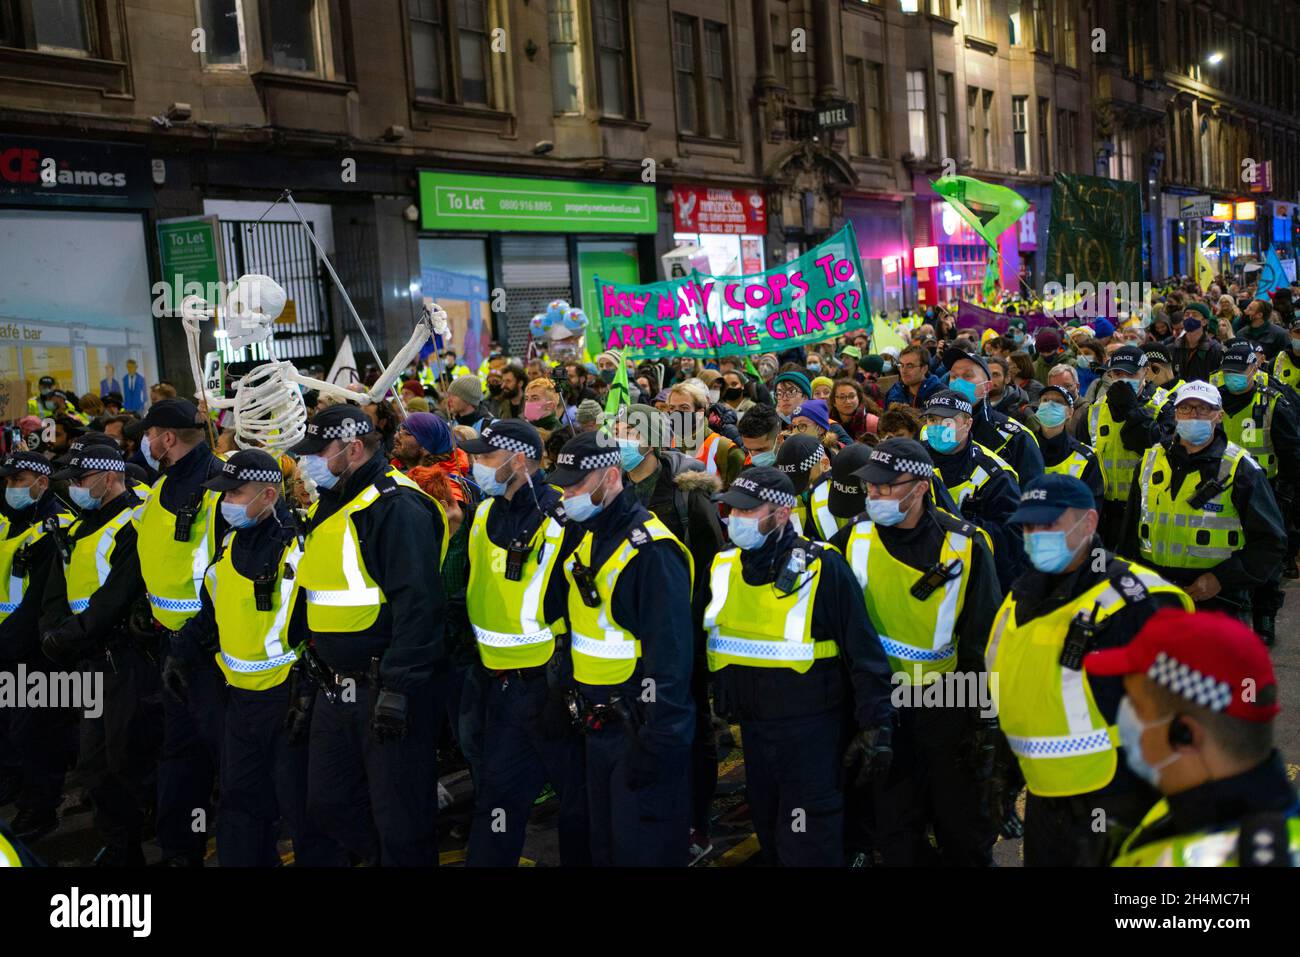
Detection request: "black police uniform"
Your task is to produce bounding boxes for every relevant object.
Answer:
[1092,374,1165,550]
[971,399,1045,486]
[1038,425,1106,512]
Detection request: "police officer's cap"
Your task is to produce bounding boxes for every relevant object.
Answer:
[38,376,55,388]
[774,433,825,495]
[549,430,622,488]
[922,389,973,419]
[1006,473,1096,526]
[459,419,542,460]
[53,433,120,466]
[288,404,374,456]
[854,438,935,486]
[124,398,201,440]
[0,451,53,478]
[828,442,875,519]
[1039,384,1075,410]
[51,444,126,481]
[1219,339,1257,372]
[1143,343,1173,368]
[1106,345,1147,374]
[940,347,988,379]
[1173,380,1222,409]
[714,466,798,511]
[203,449,283,492]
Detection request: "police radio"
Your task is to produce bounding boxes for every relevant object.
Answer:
[1060,605,1101,671]
[571,562,602,607]
[1186,476,1227,511]
[775,547,807,595]
[910,559,963,601]
[505,539,533,582]
[253,572,276,612]
[12,544,29,579]
[44,516,72,566]
[174,495,201,542]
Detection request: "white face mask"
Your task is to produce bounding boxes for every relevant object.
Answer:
[1116,696,1181,787]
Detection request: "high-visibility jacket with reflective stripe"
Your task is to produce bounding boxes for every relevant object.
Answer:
[0,512,72,621]
[1221,387,1280,478]
[204,529,302,691]
[944,442,1015,509]
[66,508,137,615]
[1138,442,1248,570]
[1112,798,1300,867]
[298,469,448,634]
[1089,399,1143,502]
[466,497,566,669]
[1044,445,1095,481]
[806,478,848,541]
[564,516,691,686]
[845,519,972,683]
[135,474,220,629]
[985,562,1191,797]
[1274,349,1300,390]
[702,543,834,673]
[0,831,22,867]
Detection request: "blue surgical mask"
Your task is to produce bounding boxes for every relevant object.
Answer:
[1024,514,1086,574]
[1223,372,1251,393]
[472,460,509,497]
[618,439,646,472]
[949,377,979,404]
[140,432,160,471]
[922,423,960,455]
[563,484,605,523]
[1176,418,1214,446]
[881,361,894,374]
[1075,355,1092,369]
[1035,402,1069,428]
[749,450,777,468]
[1116,696,1180,787]
[299,452,340,490]
[807,363,821,374]
[728,514,772,550]
[221,499,263,530]
[69,483,102,511]
[866,496,907,526]
[5,485,36,510]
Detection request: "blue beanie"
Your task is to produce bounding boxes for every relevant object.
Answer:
[790,398,831,433]
[404,412,454,456]
[1093,318,1115,339]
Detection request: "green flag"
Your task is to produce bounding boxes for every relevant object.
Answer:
[930,175,1029,248]
[604,350,630,418]
[744,355,761,378]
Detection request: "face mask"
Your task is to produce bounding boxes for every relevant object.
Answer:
[1223,372,1251,393]
[563,476,607,523]
[949,377,980,404]
[1176,418,1214,446]
[866,484,919,527]
[708,388,721,406]
[488,383,503,396]
[723,386,744,401]
[1116,696,1181,787]
[749,450,776,467]
[472,460,510,497]
[807,363,821,374]
[1036,402,1069,428]
[1023,515,1086,574]
[882,361,894,374]
[524,400,549,421]
[1075,355,1092,370]
[599,368,616,384]
[221,497,265,530]
[1011,331,1025,344]
[728,513,772,550]
[70,482,102,511]
[922,422,960,455]
[618,439,646,472]
[141,432,161,471]
[5,485,36,510]
[300,451,342,490]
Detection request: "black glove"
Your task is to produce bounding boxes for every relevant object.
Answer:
[1105,378,1138,417]
[283,663,315,745]
[842,725,893,789]
[161,655,192,704]
[370,688,409,742]
[40,629,82,667]
[624,736,660,792]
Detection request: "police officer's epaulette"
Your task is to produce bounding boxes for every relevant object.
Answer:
[373,474,401,495]
[1103,556,1150,606]
[932,508,980,539]
[626,522,654,550]
[793,537,829,561]
[1237,811,1293,867]
[999,417,1026,435]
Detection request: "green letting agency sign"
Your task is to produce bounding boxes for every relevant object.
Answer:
[418,171,656,233]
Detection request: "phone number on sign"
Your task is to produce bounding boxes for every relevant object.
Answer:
[500,198,554,212]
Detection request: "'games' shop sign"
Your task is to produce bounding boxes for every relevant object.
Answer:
[0,136,153,208]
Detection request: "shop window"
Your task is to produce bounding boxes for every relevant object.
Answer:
[408,0,503,109]
[418,237,493,370]
[196,0,245,69]
[548,0,581,114]
[593,0,633,119]
[261,0,347,79]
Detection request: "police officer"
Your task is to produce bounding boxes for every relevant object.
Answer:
[128,398,226,866]
[1085,610,1299,867]
[1035,385,1104,511]
[550,430,694,866]
[172,449,339,867]
[1144,343,1184,420]
[704,466,893,865]
[920,389,1023,592]
[778,433,831,540]
[986,474,1192,866]
[459,420,589,867]
[1121,382,1288,632]
[0,452,75,842]
[1274,318,1300,391]
[292,404,448,866]
[831,439,1001,865]
[1216,339,1300,641]
[40,445,154,866]
[943,348,1045,485]
[1086,346,1165,549]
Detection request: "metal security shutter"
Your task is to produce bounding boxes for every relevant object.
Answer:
[499,236,573,356]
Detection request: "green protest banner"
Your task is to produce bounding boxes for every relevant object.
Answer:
[596,224,870,359]
[1045,173,1144,287]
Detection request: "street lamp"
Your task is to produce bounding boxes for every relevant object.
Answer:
[1206,51,1224,65]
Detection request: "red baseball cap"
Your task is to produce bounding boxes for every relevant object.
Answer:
[1085,609,1279,723]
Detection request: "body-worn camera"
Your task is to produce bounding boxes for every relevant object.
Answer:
[570,562,601,607]
[1059,607,1100,671]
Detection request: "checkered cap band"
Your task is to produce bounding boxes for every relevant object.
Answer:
[4,456,50,476]
[1146,651,1235,713]
[481,427,540,457]
[731,475,797,509]
[306,418,373,440]
[868,448,934,479]
[556,449,621,471]
[221,460,282,483]
[1145,347,1172,365]
[75,456,125,473]
[779,448,826,475]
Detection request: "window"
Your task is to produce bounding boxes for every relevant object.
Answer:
[907,70,928,158]
[772,14,790,87]
[198,0,246,67]
[982,89,995,168]
[847,58,885,158]
[1056,108,1077,174]
[593,0,632,118]
[408,0,499,108]
[1012,96,1028,171]
[548,0,580,113]
[1109,129,1134,181]
[968,87,994,169]
[1032,0,1051,52]
[962,0,988,38]
[1124,5,1142,78]
[703,23,731,139]
[1037,97,1051,174]
[937,71,954,162]
[673,16,697,134]
[262,0,346,79]
[31,0,91,56]
[673,16,732,139]
[1053,0,1075,67]
[1008,1,1023,45]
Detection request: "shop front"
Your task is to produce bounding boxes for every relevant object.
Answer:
[417,171,657,363]
[670,184,767,277]
[844,195,906,316]
[0,135,158,414]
